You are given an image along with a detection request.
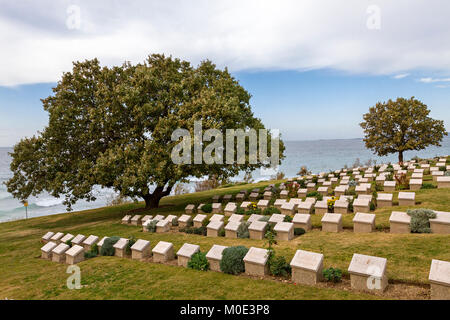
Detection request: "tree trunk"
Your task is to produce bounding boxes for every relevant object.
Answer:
[143,185,173,209]
[398,151,404,164]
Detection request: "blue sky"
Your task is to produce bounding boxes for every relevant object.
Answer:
[1,0,450,146]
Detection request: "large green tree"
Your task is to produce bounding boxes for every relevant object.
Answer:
[6,54,284,210]
[360,97,447,163]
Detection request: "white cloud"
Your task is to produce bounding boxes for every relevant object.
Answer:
[419,77,450,83]
[393,73,409,79]
[1,0,450,86]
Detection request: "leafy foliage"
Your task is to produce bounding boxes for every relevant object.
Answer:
[200,203,213,213]
[294,228,306,236]
[237,222,250,238]
[6,54,285,210]
[323,268,342,283]
[269,254,291,277]
[187,252,210,271]
[100,236,120,256]
[407,209,436,233]
[220,246,248,275]
[360,97,447,163]
[146,220,158,233]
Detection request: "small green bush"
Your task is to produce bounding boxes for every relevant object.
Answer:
[126,236,136,255]
[258,216,270,222]
[439,166,446,171]
[218,228,225,237]
[306,191,323,201]
[194,226,207,235]
[84,243,99,259]
[263,206,280,215]
[269,254,291,277]
[100,236,120,256]
[407,209,436,233]
[201,203,213,213]
[220,246,248,275]
[65,239,72,247]
[237,222,250,238]
[187,252,210,271]
[323,268,342,283]
[146,220,158,233]
[421,183,437,189]
[294,228,305,236]
[283,215,293,222]
[236,207,245,215]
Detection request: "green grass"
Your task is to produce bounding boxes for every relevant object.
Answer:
[0,177,449,300]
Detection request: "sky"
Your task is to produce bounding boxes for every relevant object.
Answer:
[1,0,450,146]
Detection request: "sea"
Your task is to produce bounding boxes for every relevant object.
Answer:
[1,137,449,222]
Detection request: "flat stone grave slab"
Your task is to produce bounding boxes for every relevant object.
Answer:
[178,214,193,228]
[240,201,252,211]
[290,249,324,285]
[52,243,70,263]
[142,215,153,223]
[389,211,411,233]
[224,202,237,215]
[207,220,225,237]
[82,235,99,251]
[65,245,85,265]
[429,211,450,234]
[353,198,370,213]
[429,259,450,300]
[248,221,268,240]
[247,214,264,223]
[398,192,415,206]
[131,239,151,260]
[156,219,170,233]
[321,213,343,233]
[274,199,286,209]
[41,241,57,259]
[274,222,294,240]
[130,215,142,226]
[152,241,174,263]
[437,177,450,188]
[348,253,388,292]
[257,199,269,209]
[280,190,289,199]
[210,214,224,222]
[229,213,244,223]
[334,200,349,214]
[243,247,270,277]
[71,234,86,246]
[42,231,55,243]
[292,214,311,231]
[97,236,108,252]
[280,202,295,215]
[154,214,165,221]
[297,188,307,197]
[377,193,393,208]
[298,201,313,214]
[268,213,285,224]
[409,179,423,190]
[212,203,222,213]
[353,212,376,233]
[193,214,207,228]
[206,245,228,272]
[121,215,131,224]
[177,243,200,267]
[165,215,178,225]
[314,200,328,215]
[384,181,396,192]
[185,204,195,214]
[60,233,74,244]
[113,238,129,257]
[224,220,240,238]
[249,192,259,201]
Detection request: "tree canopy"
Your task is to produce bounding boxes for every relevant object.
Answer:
[6,54,284,209]
[360,97,447,163]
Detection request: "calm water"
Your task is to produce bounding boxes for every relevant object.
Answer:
[1,137,449,222]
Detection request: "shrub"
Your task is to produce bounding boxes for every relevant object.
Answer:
[323,268,342,283]
[407,209,436,233]
[237,222,250,238]
[146,220,158,233]
[65,240,72,247]
[294,228,305,236]
[84,243,99,259]
[258,216,270,222]
[370,201,376,211]
[283,215,293,222]
[421,183,437,189]
[263,206,280,215]
[200,203,213,213]
[236,207,245,215]
[269,254,291,277]
[307,191,323,201]
[348,180,357,187]
[439,166,446,171]
[126,236,136,255]
[187,252,210,271]
[218,228,225,237]
[100,236,120,256]
[194,226,207,235]
[220,246,249,275]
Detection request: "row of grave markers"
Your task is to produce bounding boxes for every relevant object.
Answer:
[122,209,450,237]
[40,231,450,300]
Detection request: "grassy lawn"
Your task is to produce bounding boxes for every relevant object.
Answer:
[0,177,449,300]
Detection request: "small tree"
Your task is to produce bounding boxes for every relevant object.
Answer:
[360,97,447,163]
